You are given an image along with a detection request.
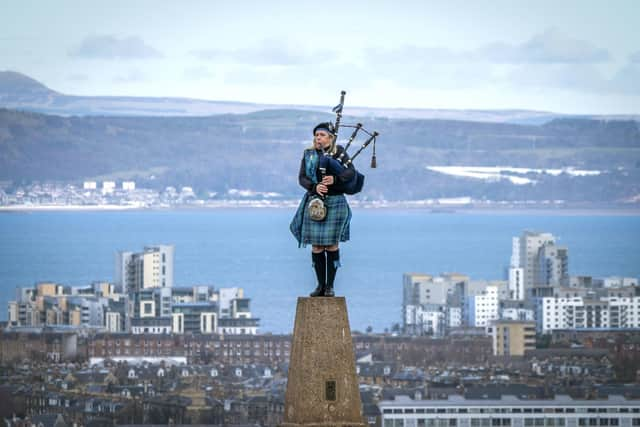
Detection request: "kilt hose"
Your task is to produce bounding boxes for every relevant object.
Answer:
[290,193,352,247]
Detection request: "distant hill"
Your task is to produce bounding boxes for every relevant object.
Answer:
[0,70,571,124]
[1,108,639,203]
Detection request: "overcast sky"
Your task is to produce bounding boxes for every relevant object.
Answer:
[1,0,639,114]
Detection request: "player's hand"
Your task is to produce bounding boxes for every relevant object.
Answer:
[322,176,335,186]
[316,184,328,195]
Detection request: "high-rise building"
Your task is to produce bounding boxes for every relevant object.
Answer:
[118,245,174,292]
[508,267,525,300]
[537,242,569,287]
[511,231,569,292]
[114,251,132,287]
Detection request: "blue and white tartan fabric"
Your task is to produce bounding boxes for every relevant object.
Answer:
[290,193,351,247]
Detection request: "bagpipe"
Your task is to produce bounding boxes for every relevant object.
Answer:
[319,90,379,195]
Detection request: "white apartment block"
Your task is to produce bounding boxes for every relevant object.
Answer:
[501,307,535,322]
[379,394,640,427]
[171,310,217,335]
[513,231,556,290]
[83,181,97,190]
[597,277,639,288]
[508,267,525,300]
[106,312,122,333]
[218,318,259,335]
[447,306,462,328]
[218,287,244,317]
[402,273,469,335]
[465,286,499,327]
[404,304,446,337]
[538,295,640,333]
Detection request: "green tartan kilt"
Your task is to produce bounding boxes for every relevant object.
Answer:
[290,193,352,247]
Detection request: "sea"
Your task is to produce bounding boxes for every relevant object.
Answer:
[1,209,639,334]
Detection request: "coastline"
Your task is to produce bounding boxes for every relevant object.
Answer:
[1,202,639,216]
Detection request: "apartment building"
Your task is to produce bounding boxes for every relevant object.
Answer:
[118,245,174,291]
[403,273,468,334]
[489,320,536,356]
[379,394,640,427]
[538,290,640,333]
[465,286,499,327]
[510,232,568,293]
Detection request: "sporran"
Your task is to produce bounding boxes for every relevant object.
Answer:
[307,197,327,221]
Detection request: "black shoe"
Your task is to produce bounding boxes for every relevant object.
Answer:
[323,286,335,297]
[309,285,324,297]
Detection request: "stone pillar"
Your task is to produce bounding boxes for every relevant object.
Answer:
[283,297,365,427]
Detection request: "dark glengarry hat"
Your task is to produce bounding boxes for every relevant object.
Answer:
[313,121,336,135]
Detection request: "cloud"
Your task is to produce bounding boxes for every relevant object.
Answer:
[365,28,610,67]
[69,35,162,60]
[357,29,620,94]
[609,63,640,94]
[183,66,216,81]
[480,28,610,64]
[630,50,640,63]
[364,46,464,65]
[191,39,334,66]
[67,73,88,82]
[507,62,640,95]
[221,61,374,91]
[113,69,147,83]
[507,64,605,92]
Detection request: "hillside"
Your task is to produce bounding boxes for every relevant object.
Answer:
[0,71,570,123]
[1,108,639,203]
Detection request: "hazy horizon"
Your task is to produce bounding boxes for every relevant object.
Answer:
[1,0,639,115]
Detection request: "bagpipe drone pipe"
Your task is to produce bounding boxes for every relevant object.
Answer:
[319,90,379,195]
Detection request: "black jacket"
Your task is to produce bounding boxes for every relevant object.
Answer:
[298,145,356,196]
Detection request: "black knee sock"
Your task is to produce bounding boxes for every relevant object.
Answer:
[326,249,340,289]
[312,251,326,287]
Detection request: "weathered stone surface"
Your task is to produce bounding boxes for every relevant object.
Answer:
[283,297,365,427]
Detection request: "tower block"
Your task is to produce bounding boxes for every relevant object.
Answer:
[283,297,365,427]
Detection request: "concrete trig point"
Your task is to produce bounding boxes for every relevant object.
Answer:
[282,297,366,427]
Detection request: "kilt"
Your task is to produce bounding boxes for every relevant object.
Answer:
[290,193,352,247]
